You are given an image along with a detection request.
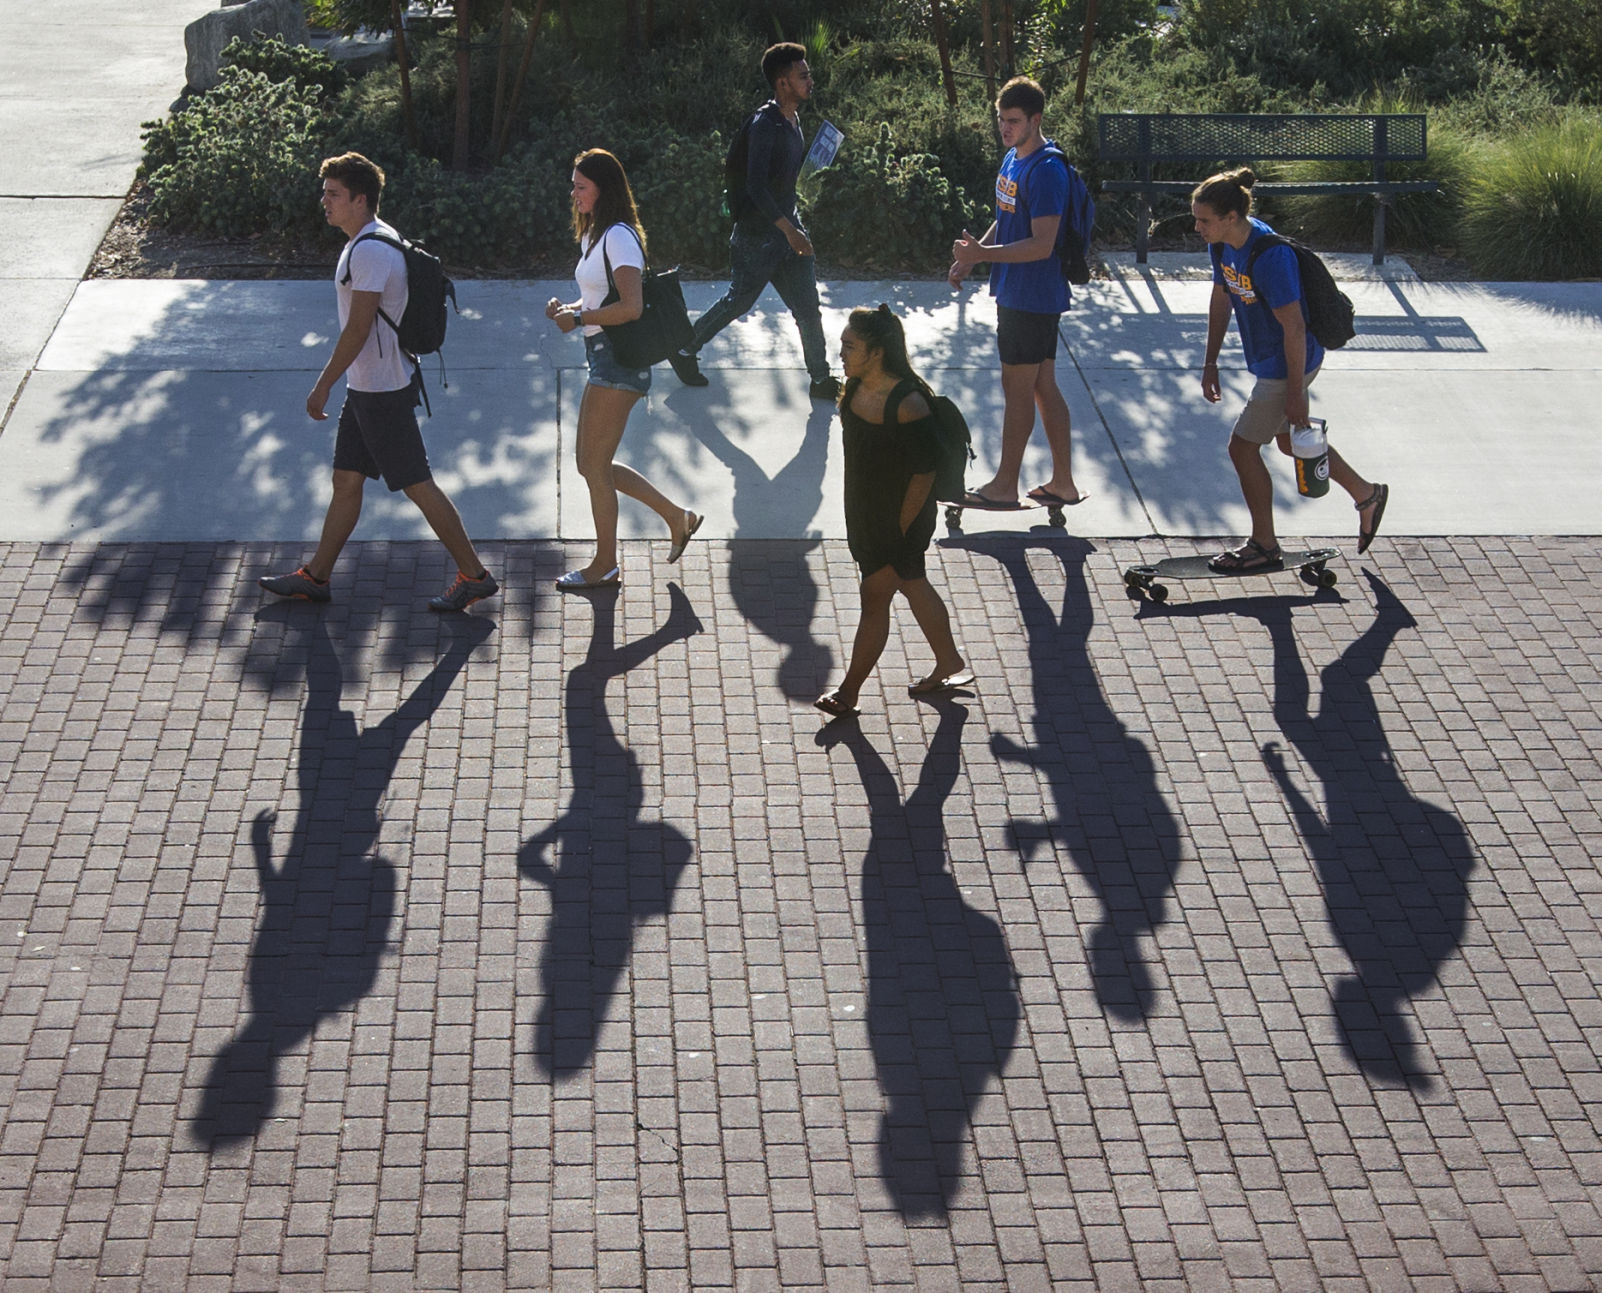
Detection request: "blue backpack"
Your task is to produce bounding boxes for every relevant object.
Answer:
[1019,139,1095,286]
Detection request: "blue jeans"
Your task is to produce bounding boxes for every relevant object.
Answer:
[690,224,828,381]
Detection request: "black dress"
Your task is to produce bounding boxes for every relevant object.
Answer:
[842,379,941,579]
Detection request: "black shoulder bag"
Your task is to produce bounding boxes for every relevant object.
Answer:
[598,226,694,369]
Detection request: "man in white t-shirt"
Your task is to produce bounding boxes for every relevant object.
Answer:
[258,151,498,612]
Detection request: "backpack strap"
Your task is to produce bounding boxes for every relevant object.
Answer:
[340,230,407,351]
[1245,231,1293,275]
[880,378,924,425]
[598,223,647,306]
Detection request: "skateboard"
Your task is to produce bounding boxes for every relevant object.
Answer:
[1123,547,1340,602]
[944,495,1072,531]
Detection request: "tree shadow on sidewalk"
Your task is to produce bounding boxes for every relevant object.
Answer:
[817,703,1020,1223]
[952,534,1184,1022]
[682,393,834,698]
[518,584,702,1079]
[192,605,494,1145]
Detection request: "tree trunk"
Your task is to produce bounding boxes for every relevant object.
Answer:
[1000,0,1015,78]
[491,0,516,148]
[389,0,420,152]
[930,0,957,107]
[980,0,996,107]
[453,0,472,170]
[1075,0,1099,105]
[493,0,550,161]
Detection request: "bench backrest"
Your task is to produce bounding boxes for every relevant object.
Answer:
[1098,113,1428,164]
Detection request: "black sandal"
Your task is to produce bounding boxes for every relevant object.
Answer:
[1208,539,1284,573]
[1356,483,1389,555]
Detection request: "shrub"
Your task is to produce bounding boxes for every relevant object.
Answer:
[217,34,347,99]
[1459,118,1602,279]
[806,123,988,271]
[141,67,332,238]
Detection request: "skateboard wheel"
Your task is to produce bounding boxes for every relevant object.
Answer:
[1318,569,1338,588]
[1047,506,1065,528]
[944,505,962,529]
[1123,571,1141,588]
[1150,584,1169,602]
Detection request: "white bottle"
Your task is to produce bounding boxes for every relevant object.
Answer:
[1291,418,1330,498]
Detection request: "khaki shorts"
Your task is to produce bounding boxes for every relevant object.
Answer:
[1231,368,1321,445]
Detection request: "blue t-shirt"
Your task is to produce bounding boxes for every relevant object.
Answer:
[988,145,1070,316]
[1213,217,1324,380]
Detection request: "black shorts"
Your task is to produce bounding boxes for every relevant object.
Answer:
[332,384,431,492]
[996,305,1061,366]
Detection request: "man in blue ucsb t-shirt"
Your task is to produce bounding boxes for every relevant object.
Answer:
[1194,167,1388,570]
[948,76,1085,511]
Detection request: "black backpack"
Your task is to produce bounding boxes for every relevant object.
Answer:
[1242,234,1357,350]
[886,380,975,504]
[1018,140,1096,288]
[724,102,781,222]
[344,230,457,356]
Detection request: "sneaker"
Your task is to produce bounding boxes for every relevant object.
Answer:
[258,566,331,602]
[668,349,709,387]
[809,374,842,401]
[429,569,499,612]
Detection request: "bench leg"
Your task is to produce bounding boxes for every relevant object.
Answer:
[1372,196,1386,265]
[1137,192,1150,264]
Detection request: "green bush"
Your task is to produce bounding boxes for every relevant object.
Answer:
[141,67,332,237]
[1459,118,1602,278]
[217,34,347,99]
[806,124,988,271]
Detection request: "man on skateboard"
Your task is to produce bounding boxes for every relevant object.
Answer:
[1192,166,1388,570]
[947,76,1085,513]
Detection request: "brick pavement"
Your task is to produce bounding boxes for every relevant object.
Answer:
[0,534,1600,1290]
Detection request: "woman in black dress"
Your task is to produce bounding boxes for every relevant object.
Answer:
[815,305,972,718]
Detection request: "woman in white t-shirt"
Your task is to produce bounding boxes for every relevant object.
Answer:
[546,148,703,590]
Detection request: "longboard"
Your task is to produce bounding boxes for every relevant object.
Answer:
[1123,547,1340,602]
[943,493,1080,531]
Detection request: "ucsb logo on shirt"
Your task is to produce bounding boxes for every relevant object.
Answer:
[1221,262,1259,304]
[996,174,1019,213]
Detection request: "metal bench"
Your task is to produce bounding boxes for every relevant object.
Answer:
[1097,112,1439,265]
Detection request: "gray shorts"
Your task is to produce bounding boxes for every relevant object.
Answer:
[1231,368,1321,445]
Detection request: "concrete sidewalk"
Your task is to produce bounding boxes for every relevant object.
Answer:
[0,0,219,423]
[2,267,1600,546]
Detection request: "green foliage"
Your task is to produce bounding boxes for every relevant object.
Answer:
[1504,0,1602,97]
[217,34,347,99]
[806,124,987,271]
[1459,118,1602,278]
[140,67,332,237]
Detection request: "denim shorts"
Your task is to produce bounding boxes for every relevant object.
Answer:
[584,331,651,395]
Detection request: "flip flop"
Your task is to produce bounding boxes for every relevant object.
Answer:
[668,511,704,563]
[1356,483,1389,554]
[556,565,621,591]
[1026,487,1087,507]
[908,670,976,697]
[958,490,1025,511]
[813,692,861,720]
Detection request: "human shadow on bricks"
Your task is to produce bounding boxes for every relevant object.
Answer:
[817,703,1019,1222]
[689,398,834,697]
[1259,571,1474,1089]
[192,606,493,1144]
[952,534,1184,1022]
[519,584,702,1079]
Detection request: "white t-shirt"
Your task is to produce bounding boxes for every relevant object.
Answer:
[335,218,411,393]
[575,223,646,337]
